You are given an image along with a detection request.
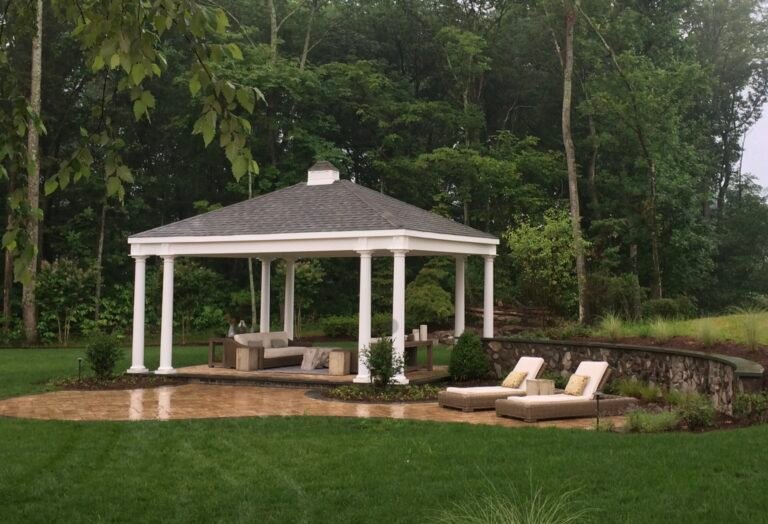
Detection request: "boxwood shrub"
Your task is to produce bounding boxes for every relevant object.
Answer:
[449,332,489,381]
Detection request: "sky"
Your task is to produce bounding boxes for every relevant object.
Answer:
[742,108,768,189]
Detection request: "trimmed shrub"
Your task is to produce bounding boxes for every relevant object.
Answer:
[626,409,680,433]
[362,338,403,387]
[321,313,393,338]
[449,332,489,381]
[320,315,358,338]
[642,298,679,320]
[85,333,123,379]
[733,393,768,423]
[642,296,697,320]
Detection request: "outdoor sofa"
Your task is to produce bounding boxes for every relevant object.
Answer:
[437,356,546,412]
[495,361,636,422]
[217,331,311,370]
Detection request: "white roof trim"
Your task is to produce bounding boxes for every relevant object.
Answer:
[128,228,499,246]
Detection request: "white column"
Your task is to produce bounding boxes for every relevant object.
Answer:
[354,251,373,383]
[391,249,409,385]
[156,256,176,375]
[127,256,149,373]
[260,257,272,333]
[283,258,295,339]
[454,256,466,339]
[483,255,495,338]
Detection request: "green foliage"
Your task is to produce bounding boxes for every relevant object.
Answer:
[154,260,231,343]
[626,410,681,433]
[696,319,720,347]
[434,483,594,524]
[320,315,359,338]
[599,313,624,341]
[648,319,673,342]
[449,332,489,381]
[641,297,697,321]
[84,333,123,379]
[612,379,662,402]
[362,338,403,387]
[539,371,568,390]
[405,263,454,327]
[588,273,645,321]
[642,297,696,320]
[733,393,768,424]
[36,259,95,345]
[506,209,585,315]
[320,313,391,338]
[674,393,715,431]
[325,384,440,402]
[730,306,767,352]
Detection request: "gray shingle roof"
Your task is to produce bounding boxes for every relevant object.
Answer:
[130,180,497,240]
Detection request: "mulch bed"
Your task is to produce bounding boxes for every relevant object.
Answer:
[54,375,185,391]
[317,384,442,403]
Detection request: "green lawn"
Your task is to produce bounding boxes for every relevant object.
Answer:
[1,347,767,522]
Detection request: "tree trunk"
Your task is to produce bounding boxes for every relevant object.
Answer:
[22,0,43,344]
[561,2,588,323]
[647,157,663,299]
[3,168,15,334]
[248,172,257,331]
[586,113,600,218]
[94,200,107,322]
[268,0,278,63]
[299,0,317,71]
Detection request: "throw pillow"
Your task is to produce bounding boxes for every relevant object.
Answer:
[564,374,589,396]
[501,370,528,389]
[270,338,288,348]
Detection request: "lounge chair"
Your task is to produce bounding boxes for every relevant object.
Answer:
[495,361,635,422]
[437,356,546,412]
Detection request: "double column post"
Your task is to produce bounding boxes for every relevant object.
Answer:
[391,249,409,384]
[354,251,373,383]
[128,256,149,373]
[156,255,176,375]
[483,255,495,338]
[283,258,295,339]
[454,256,466,338]
[260,257,272,333]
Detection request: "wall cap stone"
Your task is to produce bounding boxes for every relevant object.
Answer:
[483,337,764,379]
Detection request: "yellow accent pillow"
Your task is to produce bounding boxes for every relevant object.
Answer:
[564,374,589,396]
[502,370,528,389]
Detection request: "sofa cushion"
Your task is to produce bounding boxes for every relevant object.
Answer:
[265,347,306,359]
[270,337,288,348]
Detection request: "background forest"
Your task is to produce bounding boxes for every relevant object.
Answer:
[1,0,767,344]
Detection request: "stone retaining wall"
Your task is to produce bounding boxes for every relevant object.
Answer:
[483,338,756,414]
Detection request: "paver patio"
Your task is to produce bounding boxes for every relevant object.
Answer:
[0,384,623,428]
